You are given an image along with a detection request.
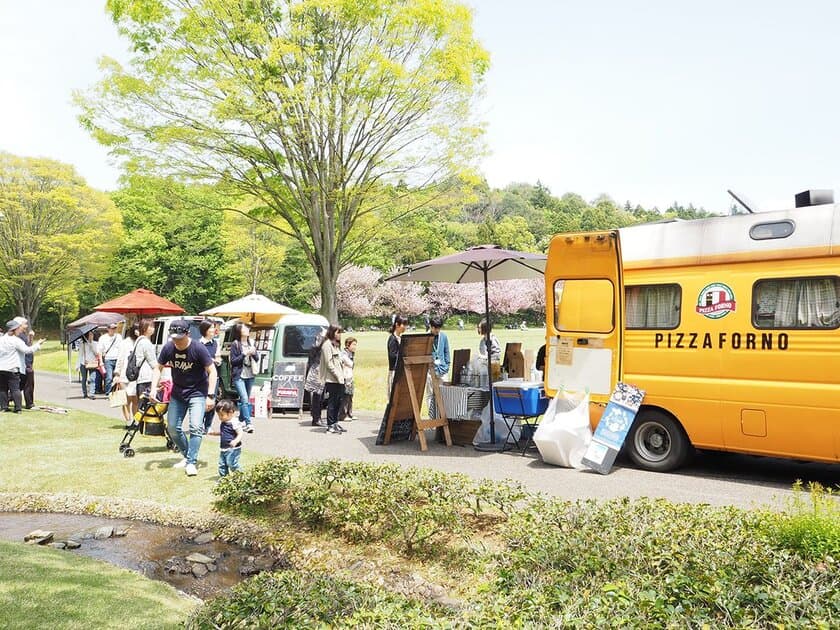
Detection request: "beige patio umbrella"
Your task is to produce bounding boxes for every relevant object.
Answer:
[200,293,300,326]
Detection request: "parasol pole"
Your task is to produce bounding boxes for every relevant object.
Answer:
[475,263,505,452]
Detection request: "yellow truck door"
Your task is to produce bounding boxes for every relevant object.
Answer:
[545,231,623,408]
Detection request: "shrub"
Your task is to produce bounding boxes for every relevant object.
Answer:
[763,481,840,561]
[187,570,454,629]
[480,495,839,627]
[213,458,298,509]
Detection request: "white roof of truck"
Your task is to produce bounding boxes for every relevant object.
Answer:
[619,202,840,268]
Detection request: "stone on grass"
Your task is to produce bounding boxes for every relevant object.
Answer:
[65,540,81,550]
[48,542,67,550]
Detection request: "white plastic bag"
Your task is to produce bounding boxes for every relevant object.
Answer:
[533,390,592,468]
[471,404,520,446]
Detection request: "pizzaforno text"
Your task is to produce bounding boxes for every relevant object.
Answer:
[654,332,789,350]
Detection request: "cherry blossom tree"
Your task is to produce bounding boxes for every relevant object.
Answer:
[312,265,382,318]
[380,278,429,316]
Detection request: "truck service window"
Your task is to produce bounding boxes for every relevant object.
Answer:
[626,284,681,329]
[553,279,614,333]
[283,325,324,357]
[753,276,840,329]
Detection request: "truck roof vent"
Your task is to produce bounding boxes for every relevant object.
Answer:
[794,189,834,208]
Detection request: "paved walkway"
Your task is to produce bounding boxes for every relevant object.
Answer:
[34,371,834,509]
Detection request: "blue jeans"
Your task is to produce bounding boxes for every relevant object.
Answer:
[167,395,206,466]
[234,377,254,426]
[104,359,117,394]
[79,365,96,398]
[218,447,242,477]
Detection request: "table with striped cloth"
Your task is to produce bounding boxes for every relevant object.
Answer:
[438,385,490,420]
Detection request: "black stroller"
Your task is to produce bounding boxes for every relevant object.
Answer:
[118,395,175,458]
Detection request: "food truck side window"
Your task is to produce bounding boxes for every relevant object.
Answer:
[553,279,615,333]
[283,325,325,357]
[626,284,681,330]
[752,276,840,329]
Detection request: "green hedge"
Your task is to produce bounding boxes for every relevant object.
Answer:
[208,458,839,628]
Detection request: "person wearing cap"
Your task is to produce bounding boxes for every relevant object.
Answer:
[0,320,45,413]
[150,319,217,477]
[98,322,123,396]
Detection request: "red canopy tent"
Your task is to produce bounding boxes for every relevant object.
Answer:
[94,288,185,315]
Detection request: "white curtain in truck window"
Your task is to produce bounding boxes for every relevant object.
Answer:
[772,278,840,328]
[625,285,680,329]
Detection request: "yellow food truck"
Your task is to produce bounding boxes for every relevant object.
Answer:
[545,193,840,471]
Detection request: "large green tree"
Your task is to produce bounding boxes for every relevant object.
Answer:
[78,0,489,321]
[0,153,119,325]
[107,176,236,312]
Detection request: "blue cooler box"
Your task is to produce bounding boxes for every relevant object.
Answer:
[493,380,549,416]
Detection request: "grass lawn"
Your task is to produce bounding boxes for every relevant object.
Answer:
[34,340,68,374]
[37,328,549,413]
[0,540,193,630]
[0,410,267,512]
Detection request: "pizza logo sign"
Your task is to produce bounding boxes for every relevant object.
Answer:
[696,283,736,319]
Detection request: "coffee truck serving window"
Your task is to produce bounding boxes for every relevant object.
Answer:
[553,279,615,333]
[283,325,324,357]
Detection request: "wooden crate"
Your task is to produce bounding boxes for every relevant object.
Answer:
[436,420,480,446]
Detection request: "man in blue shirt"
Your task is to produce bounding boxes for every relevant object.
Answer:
[428,317,450,419]
[151,320,217,477]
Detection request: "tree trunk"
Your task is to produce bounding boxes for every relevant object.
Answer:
[319,271,339,323]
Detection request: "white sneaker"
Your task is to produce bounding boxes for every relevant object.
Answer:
[173,458,188,469]
[185,464,198,476]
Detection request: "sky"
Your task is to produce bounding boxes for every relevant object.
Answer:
[2,0,840,213]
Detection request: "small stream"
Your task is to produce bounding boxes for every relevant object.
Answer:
[0,512,277,599]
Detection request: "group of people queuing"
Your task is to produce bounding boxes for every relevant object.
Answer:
[305,325,357,434]
[0,317,44,413]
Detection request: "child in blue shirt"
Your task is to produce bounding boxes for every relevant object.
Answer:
[215,399,243,477]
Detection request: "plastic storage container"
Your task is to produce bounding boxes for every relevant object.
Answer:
[493,380,549,416]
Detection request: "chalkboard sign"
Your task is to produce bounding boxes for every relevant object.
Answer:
[271,360,306,409]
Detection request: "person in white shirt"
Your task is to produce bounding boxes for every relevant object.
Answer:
[98,323,123,395]
[0,320,44,413]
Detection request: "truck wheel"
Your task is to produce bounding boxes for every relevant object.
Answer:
[627,410,691,472]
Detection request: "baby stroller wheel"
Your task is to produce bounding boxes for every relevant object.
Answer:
[119,444,128,453]
[123,448,135,458]
[166,437,175,451]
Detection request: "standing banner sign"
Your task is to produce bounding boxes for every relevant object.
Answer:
[272,361,306,409]
[581,382,646,474]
